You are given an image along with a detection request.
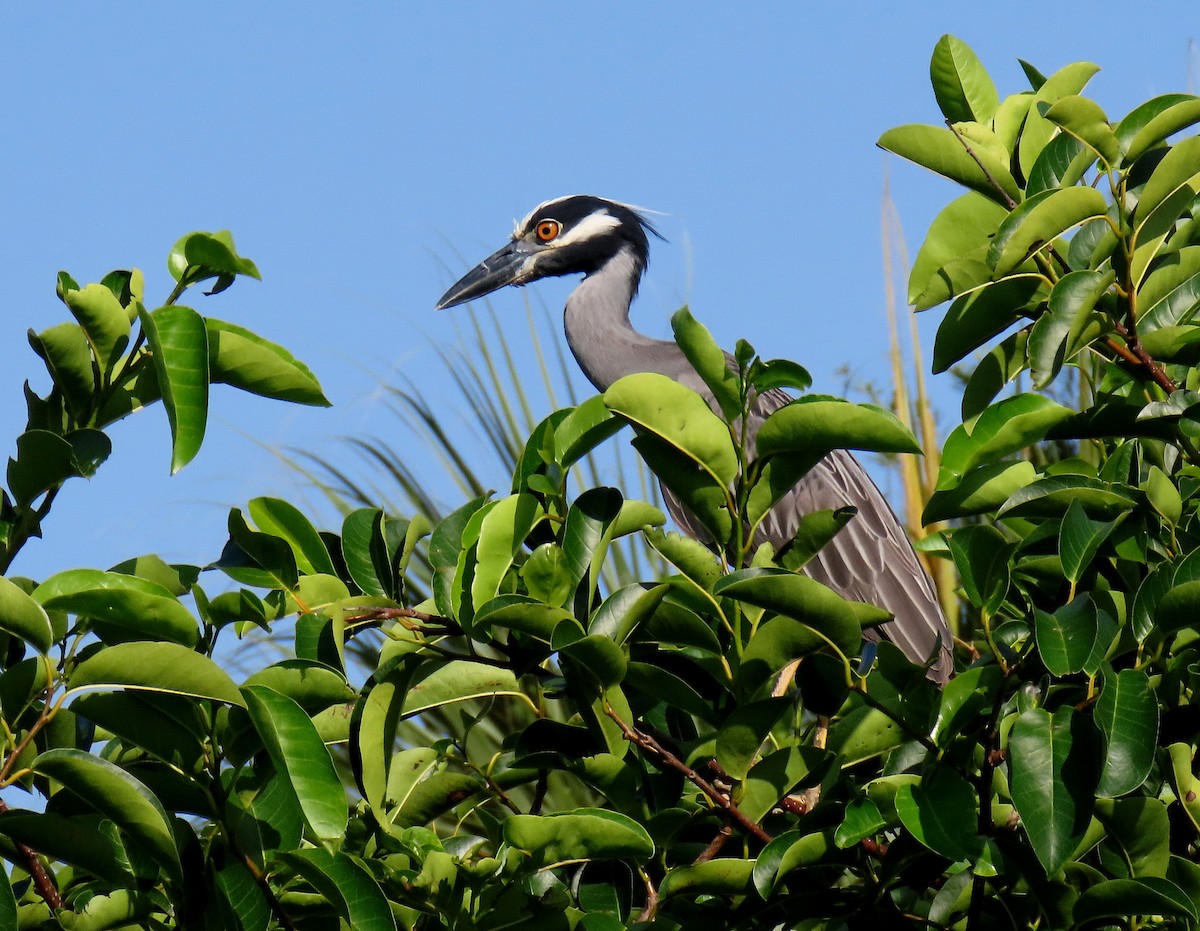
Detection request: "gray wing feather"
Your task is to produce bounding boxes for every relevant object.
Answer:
[662,384,953,684]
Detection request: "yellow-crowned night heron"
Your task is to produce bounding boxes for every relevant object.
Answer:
[437,195,953,684]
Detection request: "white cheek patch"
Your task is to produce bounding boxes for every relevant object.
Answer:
[553,212,622,247]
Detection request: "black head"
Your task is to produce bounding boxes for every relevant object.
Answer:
[435,195,660,309]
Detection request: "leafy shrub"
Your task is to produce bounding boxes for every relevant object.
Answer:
[3,34,1200,930]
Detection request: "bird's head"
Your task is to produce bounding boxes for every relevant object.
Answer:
[435,195,659,310]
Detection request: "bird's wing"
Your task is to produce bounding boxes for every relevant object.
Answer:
[661,385,953,684]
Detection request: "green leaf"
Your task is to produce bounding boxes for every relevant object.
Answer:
[661,859,755,900]
[933,275,1040,374]
[588,583,668,645]
[962,328,1030,419]
[247,497,337,577]
[139,304,209,473]
[923,460,1036,522]
[999,474,1137,520]
[671,307,740,419]
[1136,136,1200,236]
[474,594,573,641]
[942,393,1073,477]
[1008,707,1099,875]
[341,508,391,597]
[929,35,998,124]
[1017,62,1101,179]
[1074,878,1197,924]
[502,809,654,862]
[643,527,722,591]
[932,664,1003,748]
[1026,132,1095,197]
[1029,270,1113,387]
[909,192,1009,307]
[1136,246,1200,333]
[280,848,397,931]
[400,660,521,716]
[553,395,623,467]
[756,397,920,457]
[69,641,244,705]
[7,430,74,506]
[835,798,888,849]
[168,230,260,285]
[220,507,300,590]
[1035,596,1098,676]
[32,748,182,887]
[946,525,1013,614]
[716,569,861,654]
[1043,95,1119,166]
[604,372,738,486]
[738,745,829,824]
[878,124,1020,206]
[1059,497,1119,585]
[715,697,790,780]
[1122,94,1200,162]
[0,576,53,654]
[1095,669,1158,797]
[562,487,624,610]
[987,187,1108,277]
[242,684,347,844]
[63,282,131,376]
[206,318,328,406]
[0,811,134,886]
[28,323,94,419]
[35,568,199,645]
[471,493,541,611]
[750,358,811,393]
[895,767,979,862]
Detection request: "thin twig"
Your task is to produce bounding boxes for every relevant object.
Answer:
[0,798,61,908]
[695,820,734,863]
[946,121,1018,209]
[602,702,772,843]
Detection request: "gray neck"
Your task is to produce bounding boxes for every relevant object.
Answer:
[563,244,681,392]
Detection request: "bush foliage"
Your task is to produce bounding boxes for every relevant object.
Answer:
[4,35,1200,930]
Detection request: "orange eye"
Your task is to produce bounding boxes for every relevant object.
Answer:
[535,219,561,242]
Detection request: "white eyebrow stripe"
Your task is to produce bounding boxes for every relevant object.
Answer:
[551,211,622,247]
[515,194,585,236]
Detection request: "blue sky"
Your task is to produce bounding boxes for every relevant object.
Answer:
[1,4,1195,582]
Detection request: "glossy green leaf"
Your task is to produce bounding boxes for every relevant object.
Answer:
[933,276,1040,374]
[738,745,828,824]
[756,397,920,457]
[878,124,1020,205]
[1059,498,1119,584]
[642,528,722,592]
[1008,707,1099,875]
[503,808,654,862]
[281,848,397,931]
[341,508,390,597]
[930,35,998,124]
[400,660,521,716]
[248,497,336,577]
[471,492,541,609]
[715,697,791,780]
[28,322,94,418]
[220,507,300,590]
[717,569,861,653]
[998,474,1137,520]
[1095,797,1170,878]
[1035,596,1097,676]
[961,328,1029,419]
[1136,246,1200,332]
[896,767,979,861]
[0,810,134,886]
[553,394,623,467]
[834,798,888,849]
[942,393,1072,477]
[1029,270,1113,388]
[63,282,131,375]
[932,664,1003,748]
[562,486,624,608]
[589,583,667,645]
[35,568,199,645]
[604,372,737,487]
[1016,62,1100,179]
[1043,95,1119,166]
[987,187,1108,277]
[139,304,209,473]
[69,641,244,706]
[661,859,754,900]
[1095,669,1158,797]
[1026,131,1093,197]
[1136,136,1200,236]
[750,358,812,393]
[0,575,53,654]
[923,459,1036,522]
[777,506,856,571]
[242,684,347,843]
[32,748,181,886]
[7,429,75,505]
[1121,94,1200,162]
[473,594,573,640]
[671,306,740,419]
[206,318,328,406]
[632,433,733,542]
[168,230,260,285]
[1074,877,1197,924]
[946,525,1013,615]
[910,192,1010,307]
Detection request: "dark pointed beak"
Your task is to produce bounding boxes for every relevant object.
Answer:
[435,239,539,310]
